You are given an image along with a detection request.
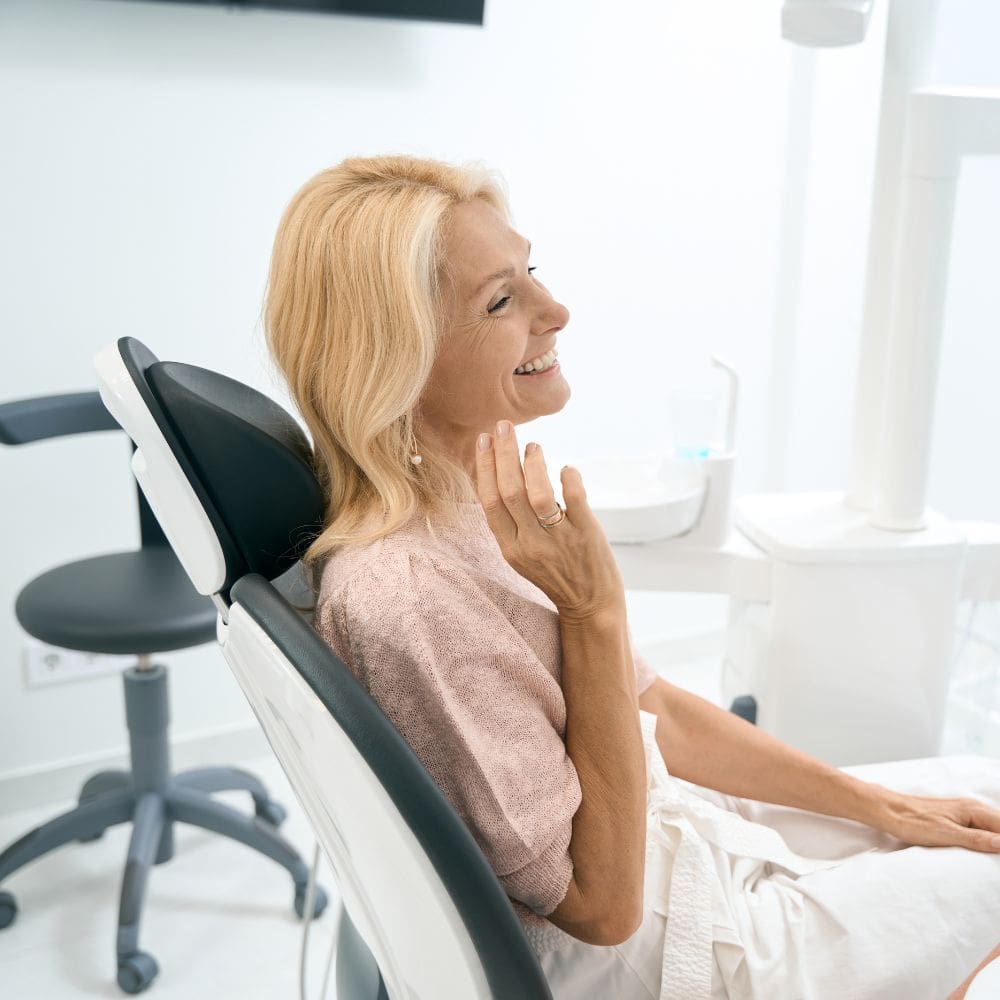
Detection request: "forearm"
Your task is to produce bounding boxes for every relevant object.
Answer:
[650,680,893,827]
[550,604,647,944]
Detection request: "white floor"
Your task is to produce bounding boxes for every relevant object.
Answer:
[0,746,341,999]
[0,647,990,999]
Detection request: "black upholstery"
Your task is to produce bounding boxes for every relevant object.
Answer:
[16,549,216,655]
[147,360,323,589]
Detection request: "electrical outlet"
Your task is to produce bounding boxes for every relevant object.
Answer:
[23,640,134,688]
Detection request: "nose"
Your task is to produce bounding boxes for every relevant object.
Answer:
[534,283,570,336]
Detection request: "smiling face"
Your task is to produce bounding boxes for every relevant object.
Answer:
[416,198,571,483]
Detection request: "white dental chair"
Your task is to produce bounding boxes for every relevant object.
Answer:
[95,337,554,1000]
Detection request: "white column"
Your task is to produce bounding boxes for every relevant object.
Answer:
[845,0,940,510]
[870,87,1000,529]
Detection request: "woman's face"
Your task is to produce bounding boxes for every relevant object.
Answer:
[417,198,571,481]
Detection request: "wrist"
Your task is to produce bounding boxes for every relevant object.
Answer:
[558,600,626,629]
[849,777,905,829]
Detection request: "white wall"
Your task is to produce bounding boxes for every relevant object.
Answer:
[0,0,794,802]
[2,0,997,805]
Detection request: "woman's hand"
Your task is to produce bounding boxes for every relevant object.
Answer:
[873,789,1000,853]
[474,420,625,622]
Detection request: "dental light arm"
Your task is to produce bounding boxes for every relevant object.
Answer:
[871,87,1000,530]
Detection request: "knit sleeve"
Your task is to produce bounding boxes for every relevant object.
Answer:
[319,550,582,917]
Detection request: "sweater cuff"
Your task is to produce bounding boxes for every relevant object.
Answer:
[501,829,575,917]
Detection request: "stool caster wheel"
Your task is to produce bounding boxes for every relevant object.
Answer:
[117,951,159,994]
[295,884,328,920]
[256,799,287,827]
[0,891,18,929]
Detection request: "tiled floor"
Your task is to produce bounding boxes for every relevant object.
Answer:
[0,647,993,999]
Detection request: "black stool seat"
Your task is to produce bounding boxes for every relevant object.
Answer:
[15,546,218,655]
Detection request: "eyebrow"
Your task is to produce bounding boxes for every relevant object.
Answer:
[472,239,532,298]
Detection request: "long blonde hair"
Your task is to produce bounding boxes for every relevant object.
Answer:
[264,155,510,563]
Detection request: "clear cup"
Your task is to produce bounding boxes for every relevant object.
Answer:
[667,388,727,460]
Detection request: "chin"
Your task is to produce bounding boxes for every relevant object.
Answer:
[536,386,571,420]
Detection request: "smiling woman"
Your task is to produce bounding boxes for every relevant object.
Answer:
[419,196,571,483]
[264,156,1000,1000]
[265,157,511,555]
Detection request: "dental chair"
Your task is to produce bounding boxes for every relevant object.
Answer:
[0,391,323,995]
[95,337,554,1000]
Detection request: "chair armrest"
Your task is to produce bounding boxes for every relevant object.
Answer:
[0,391,119,445]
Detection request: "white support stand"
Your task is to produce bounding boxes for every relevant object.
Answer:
[606,5,1000,766]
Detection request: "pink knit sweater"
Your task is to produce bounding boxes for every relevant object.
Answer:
[313,500,658,930]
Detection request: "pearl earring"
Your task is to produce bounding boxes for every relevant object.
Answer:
[410,453,422,465]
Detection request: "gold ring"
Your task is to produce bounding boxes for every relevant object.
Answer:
[537,504,565,528]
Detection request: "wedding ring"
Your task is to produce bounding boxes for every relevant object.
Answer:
[537,504,565,528]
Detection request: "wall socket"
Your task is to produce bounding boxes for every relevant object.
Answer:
[23,639,134,688]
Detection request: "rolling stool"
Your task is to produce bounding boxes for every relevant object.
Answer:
[0,391,326,994]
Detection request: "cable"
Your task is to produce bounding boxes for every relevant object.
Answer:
[300,842,321,1000]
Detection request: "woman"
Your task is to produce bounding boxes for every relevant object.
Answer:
[265,155,1000,999]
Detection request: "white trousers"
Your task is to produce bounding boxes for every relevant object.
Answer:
[536,715,1000,1000]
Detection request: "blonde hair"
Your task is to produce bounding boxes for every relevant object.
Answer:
[264,154,510,564]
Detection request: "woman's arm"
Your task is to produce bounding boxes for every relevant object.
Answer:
[546,602,647,947]
[640,677,1000,854]
[637,676,892,826]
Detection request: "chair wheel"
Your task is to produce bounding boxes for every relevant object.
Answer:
[0,891,17,929]
[117,951,159,994]
[256,799,287,827]
[295,884,328,920]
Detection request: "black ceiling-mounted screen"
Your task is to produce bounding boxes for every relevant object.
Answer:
[125,0,485,26]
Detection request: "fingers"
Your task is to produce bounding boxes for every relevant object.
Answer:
[962,826,1000,853]
[475,422,564,536]
[967,802,1000,852]
[475,430,516,539]
[970,803,1000,834]
[523,440,559,517]
[492,422,543,533]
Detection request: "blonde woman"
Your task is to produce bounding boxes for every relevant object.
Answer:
[265,155,1000,1000]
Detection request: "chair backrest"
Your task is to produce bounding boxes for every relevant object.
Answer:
[94,337,553,1000]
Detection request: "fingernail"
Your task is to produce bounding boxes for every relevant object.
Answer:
[497,420,510,437]
[478,433,491,451]
[526,442,538,457]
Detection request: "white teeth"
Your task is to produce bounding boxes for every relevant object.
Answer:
[515,349,557,375]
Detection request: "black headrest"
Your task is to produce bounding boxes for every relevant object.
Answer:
[139,354,324,592]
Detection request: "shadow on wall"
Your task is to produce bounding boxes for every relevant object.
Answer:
[0,0,437,89]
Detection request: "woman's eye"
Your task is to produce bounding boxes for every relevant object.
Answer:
[487,269,536,314]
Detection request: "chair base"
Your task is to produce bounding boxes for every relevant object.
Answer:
[0,662,327,995]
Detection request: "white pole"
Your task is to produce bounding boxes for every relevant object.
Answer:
[844,0,940,510]
[870,88,1000,530]
[868,169,958,529]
